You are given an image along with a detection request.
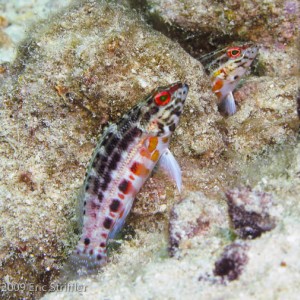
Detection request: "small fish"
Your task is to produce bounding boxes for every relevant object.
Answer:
[69,82,189,275]
[201,43,259,116]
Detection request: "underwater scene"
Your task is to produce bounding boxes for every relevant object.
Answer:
[0,0,299,299]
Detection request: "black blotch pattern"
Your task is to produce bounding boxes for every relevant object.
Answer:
[110,199,121,212]
[98,192,104,202]
[84,238,90,245]
[92,177,100,194]
[103,217,113,229]
[143,111,151,122]
[119,127,142,151]
[105,136,120,156]
[100,172,111,190]
[150,106,159,114]
[171,106,181,117]
[169,124,176,132]
[94,154,108,175]
[108,152,121,170]
[118,179,129,193]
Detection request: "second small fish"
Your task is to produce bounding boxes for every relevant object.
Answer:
[201,43,259,116]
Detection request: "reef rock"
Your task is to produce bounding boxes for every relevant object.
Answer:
[226,187,276,239]
[0,0,299,299]
[131,0,299,54]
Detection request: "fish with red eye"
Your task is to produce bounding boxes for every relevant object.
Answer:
[154,91,171,106]
[227,47,242,59]
[200,43,259,116]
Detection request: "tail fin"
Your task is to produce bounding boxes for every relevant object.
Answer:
[59,250,107,282]
[219,92,237,116]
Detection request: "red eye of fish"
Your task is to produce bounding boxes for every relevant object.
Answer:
[154,91,171,106]
[227,47,241,58]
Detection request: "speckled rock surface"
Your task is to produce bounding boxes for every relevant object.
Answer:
[130,0,299,55]
[0,0,299,299]
[0,0,74,63]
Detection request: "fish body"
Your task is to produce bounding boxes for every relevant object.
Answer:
[70,82,189,274]
[202,43,259,116]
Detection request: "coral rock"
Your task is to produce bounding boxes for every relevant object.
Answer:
[225,187,276,239]
[214,241,249,281]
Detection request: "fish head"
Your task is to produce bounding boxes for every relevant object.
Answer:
[209,43,259,100]
[140,82,189,136]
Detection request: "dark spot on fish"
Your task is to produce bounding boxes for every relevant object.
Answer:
[97,254,102,260]
[108,152,121,170]
[100,242,106,248]
[119,127,142,151]
[150,106,159,114]
[118,179,130,193]
[157,122,164,130]
[91,202,101,210]
[103,217,113,229]
[89,249,93,255]
[172,107,181,117]
[101,172,111,190]
[84,201,86,206]
[105,136,120,156]
[85,185,89,191]
[92,177,100,194]
[96,162,106,175]
[98,192,103,202]
[110,199,121,212]
[234,75,239,80]
[169,124,176,132]
[84,238,90,245]
[83,210,86,215]
[144,111,151,122]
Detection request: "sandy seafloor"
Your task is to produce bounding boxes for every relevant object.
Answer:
[0,0,299,299]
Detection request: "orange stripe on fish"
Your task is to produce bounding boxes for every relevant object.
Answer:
[151,149,160,162]
[148,136,158,152]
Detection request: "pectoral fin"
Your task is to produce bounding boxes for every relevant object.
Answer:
[158,148,182,193]
[219,92,237,116]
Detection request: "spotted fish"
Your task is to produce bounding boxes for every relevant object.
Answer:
[70,82,189,275]
[201,43,259,116]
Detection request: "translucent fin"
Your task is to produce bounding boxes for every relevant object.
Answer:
[59,251,106,282]
[108,198,134,240]
[158,149,182,193]
[219,92,237,116]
